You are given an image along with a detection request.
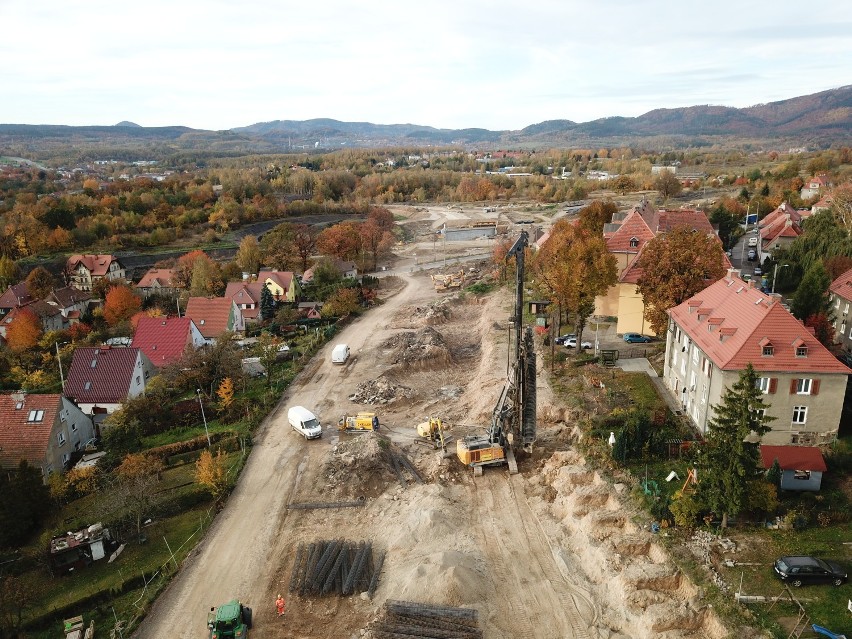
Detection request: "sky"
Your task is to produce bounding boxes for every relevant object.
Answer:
[1,0,851,132]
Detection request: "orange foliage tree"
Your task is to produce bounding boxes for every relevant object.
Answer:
[103,285,142,326]
[6,308,42,352]
[317,222,361,261]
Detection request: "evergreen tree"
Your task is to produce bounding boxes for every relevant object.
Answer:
[697,364,774,528]
[260,283,275,321]
[766,458,782,488]
[0,461,51,547]
[791,261,831,322]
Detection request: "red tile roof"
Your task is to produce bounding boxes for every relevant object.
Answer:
[651,209,716,235]
[830,266,852,301]
[0,393,61,469]
[184,297,235,339]
[66,254,121,277]
[605,210,655,252]
[669,275,851,374]
[136,268,179,289]
[0,282,33,310]
[760,445,827,472]
[65,346,142,404]
[47,286,91,309]
[131,317,196,367]
[225,282,262,320]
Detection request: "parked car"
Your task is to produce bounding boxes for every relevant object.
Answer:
[748,237,759,247]
[747,249,757,261]
[564,337,592,349]
[623,333,651,343]
[754,267,762,276]
[774,556,848,587]
[554,333,576,345]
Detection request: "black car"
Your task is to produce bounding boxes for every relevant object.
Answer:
[774,556,848,587]
[554,333,576,345]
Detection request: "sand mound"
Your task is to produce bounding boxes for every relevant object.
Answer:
[389,550,484,607]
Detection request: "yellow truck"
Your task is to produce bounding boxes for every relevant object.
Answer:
[338,412,379,432]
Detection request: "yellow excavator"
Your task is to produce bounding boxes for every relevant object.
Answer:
[338,412,379,432]
[416,417,452,452]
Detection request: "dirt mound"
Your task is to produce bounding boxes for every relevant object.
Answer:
[410,298,453,325]
[382,327,453,367]
[388,549,484,607]
[349,376,415,404]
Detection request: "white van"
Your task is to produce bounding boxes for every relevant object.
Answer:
[287,406,322,439]
[331,343,350,364]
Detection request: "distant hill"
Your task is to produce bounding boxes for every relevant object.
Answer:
[1,86,849,161]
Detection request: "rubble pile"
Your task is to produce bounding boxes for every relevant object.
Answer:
[685,530,733,592]
[411,298,453,325]
[350,376,415,405]
[382,327,453,367]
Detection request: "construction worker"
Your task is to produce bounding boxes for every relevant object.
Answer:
[276,594,285,617]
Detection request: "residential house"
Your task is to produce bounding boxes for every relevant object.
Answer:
[757,202,810,261]
[811,195,833,214]
[0,392,96,479]
[131,316,205,368]
[135,267,182,298]
[664,273,850,446]
[594,200,727,336]
[184,297,244,345]
[46,286,92,324]
[800,174,832,200]
[759,445,826,492]
[65,254,126,291]
[297,301,323,319]
[64,346,156,421]
[258,270,300,303]
[829,266,852,354]
[0,281,33,319]
[301,260,359,284]
[225,281,263,323]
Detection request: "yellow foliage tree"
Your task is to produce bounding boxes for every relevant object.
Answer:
[217,377,235,409]
[195,449,228,502]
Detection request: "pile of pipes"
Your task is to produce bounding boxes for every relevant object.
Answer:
[371,600,481,639]
[288,540,385,598]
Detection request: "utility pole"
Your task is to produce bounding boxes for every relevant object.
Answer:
[55,341,66,392]
[197,389,211,447]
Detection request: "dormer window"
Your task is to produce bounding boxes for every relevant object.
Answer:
[629,237,639,248]
[796,346,808,357]
[200,319,205,325]
[14,401,23,410]
[763,345,774,356]
[84,381,92,390]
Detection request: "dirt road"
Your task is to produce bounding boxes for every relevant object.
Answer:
[135,213,730,639]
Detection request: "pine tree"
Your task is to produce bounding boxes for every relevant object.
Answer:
[697,364,775,528]
[791,261,831,322]
[260,283,275,321]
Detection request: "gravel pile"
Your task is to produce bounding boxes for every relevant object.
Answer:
[350,376,415,404]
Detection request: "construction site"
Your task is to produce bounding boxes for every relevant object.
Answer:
[134,206,750,639]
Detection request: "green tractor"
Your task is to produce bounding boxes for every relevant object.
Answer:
[207,599,252,638]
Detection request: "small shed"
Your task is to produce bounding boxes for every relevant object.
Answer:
[528,300,551,315]
[759,445,827,492]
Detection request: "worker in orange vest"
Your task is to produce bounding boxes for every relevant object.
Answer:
[276,594,285,617]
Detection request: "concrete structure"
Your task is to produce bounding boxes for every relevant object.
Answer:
[0,392,96,479]
[665,273,850,445]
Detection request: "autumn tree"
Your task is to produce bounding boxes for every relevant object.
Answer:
[805,313,836,351]
[654,171,682,200]
[114,453,164,540]
[0,256,21,290]
[236,235,262,276]
[217,377,235,410]
[24,266,55,301]
[531,221,617,347]
[359,219,395,271]
[824,254,852,281]
[103,285,142,326]
[174,250,212,289]
[189,253,224,297]
[577,200,617,235]
[0,574,37,635]
[291,224,319,273]
[317,222,361,261]
[5,308,42,352]
[636,227,727,334]
[698,364,774,528]
[321,287,360,317]
[195,449,228,502]
[612,175,636,195]
[830,182,852,234]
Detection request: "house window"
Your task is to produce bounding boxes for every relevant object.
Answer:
[762,346,774,356]
[755,377,770,393]
[57,431,66,446]
[27,410,44,422]
[845,303,849,314]
[84,381,92,390]
[136,375,141,385]
[840,324,846,336]
[792,406,808,424]
[794,470,811,480]
[70,421,77,432]
[62,453,70,465]
[692,348,699,365]
[629,237,639,248]
[200,319,205,325]
[796,378,812,395]
[14,401,23,410]
[753,408,766,421]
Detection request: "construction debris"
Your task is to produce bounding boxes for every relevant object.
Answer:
[288,540,384,598]
[350,376,415,404]
[382,327,453,367]
[370,600,482,639]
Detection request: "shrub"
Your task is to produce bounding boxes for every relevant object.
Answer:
[670,490,702,528]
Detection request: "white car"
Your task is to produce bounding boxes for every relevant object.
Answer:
[748,237,758,247]
[565,338,593,350]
